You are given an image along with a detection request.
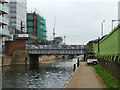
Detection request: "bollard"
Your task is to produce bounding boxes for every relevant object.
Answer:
[73,64,76,72]
[77,58,80,67]
[25,57,27,65]
[84,54,86,62]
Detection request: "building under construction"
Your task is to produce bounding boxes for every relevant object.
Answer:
[27,11,47,41]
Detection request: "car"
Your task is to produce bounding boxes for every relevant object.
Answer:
[87,55,98,65]
[87,59,98,65]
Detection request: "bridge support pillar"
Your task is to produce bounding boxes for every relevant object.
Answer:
[63,55,65,60]
[29,55,39,65]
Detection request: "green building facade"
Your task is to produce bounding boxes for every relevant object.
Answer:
[93,25,120,82]
[27,12,47,40]
[93,25,120,56]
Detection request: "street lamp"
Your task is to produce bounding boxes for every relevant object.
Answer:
[112,19,120,31]
[101,20,105,38]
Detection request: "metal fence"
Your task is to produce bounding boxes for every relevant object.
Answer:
[26,45,87,55]
[26,45,86,49]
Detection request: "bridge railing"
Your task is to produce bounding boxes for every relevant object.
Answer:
[26,45,86,50]
[27,49,85,55]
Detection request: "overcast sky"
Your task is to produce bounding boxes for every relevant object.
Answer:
[27,0,119,44]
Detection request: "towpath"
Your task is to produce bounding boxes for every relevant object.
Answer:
[64,62,105,88]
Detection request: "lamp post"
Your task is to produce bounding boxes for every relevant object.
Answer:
[112,20,120,31]
[101,20,105,38]
[21,21,25,34]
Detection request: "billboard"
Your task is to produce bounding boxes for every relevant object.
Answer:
[18,34,29,38]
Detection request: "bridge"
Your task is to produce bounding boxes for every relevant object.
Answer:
[26,45,87,55]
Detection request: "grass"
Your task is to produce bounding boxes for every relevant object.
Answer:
[93,64,120,89]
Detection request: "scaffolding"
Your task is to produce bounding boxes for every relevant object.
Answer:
[27,11,47,41]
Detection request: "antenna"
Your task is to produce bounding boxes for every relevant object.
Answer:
[64,35,66,45]
[53,16,56,40]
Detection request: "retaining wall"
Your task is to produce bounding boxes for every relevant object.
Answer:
[2,55,12,66]
[12,51,30,65]
[39,55,56,62]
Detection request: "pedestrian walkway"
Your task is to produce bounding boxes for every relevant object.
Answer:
[64,62,105,88]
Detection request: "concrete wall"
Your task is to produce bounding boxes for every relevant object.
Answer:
[5,41,26,56]
[2,55,12,66]
[39,55,56,62]
[38,55,71,62]
[0,51,29,66]
[1,50,72,66]
[0,55,12,67]
[12,50,30,65]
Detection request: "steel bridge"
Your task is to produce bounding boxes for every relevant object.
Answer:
[26,45,87,55]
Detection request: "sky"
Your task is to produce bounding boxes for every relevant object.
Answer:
[27,0,119,45]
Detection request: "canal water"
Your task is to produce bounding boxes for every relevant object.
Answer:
[2,58,80,88]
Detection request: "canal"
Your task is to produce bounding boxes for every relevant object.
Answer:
[2,58,80,88]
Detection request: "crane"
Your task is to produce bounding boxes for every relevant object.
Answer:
[53,16,56,40]
[60,35,80,45]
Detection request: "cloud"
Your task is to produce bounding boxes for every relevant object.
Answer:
[27,0,119,3]
[27,0,118,44]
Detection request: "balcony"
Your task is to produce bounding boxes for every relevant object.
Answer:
[0,28,10,37]
[0,4,9,14]
[0,16,9,25]
[0,0,8,3]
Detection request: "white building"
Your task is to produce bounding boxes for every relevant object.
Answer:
[118,1,120,26]
[9,0,27,37]
[0,0,9,65]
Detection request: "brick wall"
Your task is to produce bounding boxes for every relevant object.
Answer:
[5,41,26,56]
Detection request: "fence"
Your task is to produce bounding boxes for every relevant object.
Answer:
[26,45,87,55]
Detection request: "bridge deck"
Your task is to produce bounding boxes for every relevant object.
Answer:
[26,45,87,55]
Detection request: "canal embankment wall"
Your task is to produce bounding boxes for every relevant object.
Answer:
[38,55,69,62]
[0,41,73,66]
[0,41,28,66]
[2,55,12,66]
[93,25,120,81]
[1,51,69,66]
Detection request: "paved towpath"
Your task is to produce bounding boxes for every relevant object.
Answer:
[64,62,105,88]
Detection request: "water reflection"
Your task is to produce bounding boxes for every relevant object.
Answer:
[2,58,78,88]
